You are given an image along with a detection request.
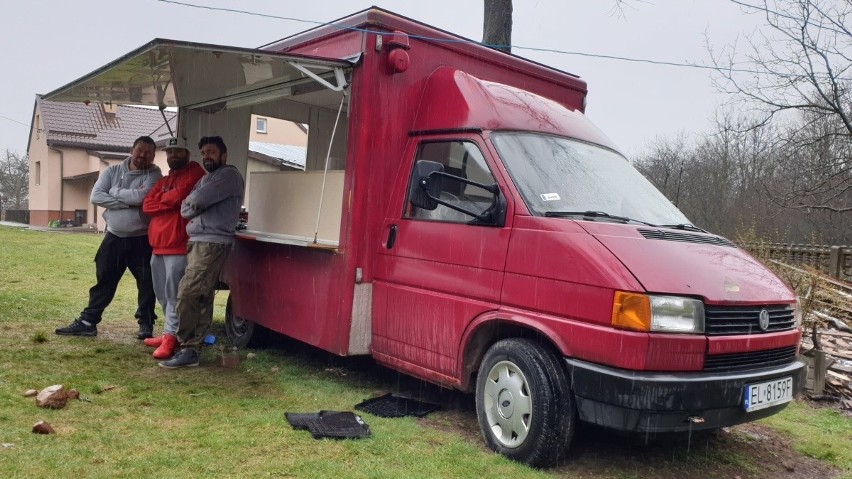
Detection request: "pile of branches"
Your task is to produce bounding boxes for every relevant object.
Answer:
[784,262,852,410]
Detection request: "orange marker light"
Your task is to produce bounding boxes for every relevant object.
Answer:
[612,291,651,331]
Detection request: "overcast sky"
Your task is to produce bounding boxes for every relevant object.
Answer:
[0,0,764,158]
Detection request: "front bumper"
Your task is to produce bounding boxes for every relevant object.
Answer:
[565,358,806,433]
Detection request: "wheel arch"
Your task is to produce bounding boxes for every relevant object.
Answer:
[457,312,570,393]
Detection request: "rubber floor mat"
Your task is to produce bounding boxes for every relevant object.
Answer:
[354,393,440,418]
[285,411,371,439]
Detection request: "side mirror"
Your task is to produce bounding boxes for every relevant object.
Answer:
[408,160,443,210]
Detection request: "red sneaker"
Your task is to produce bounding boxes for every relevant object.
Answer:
[153,334,179,359]
[143,335,164,348]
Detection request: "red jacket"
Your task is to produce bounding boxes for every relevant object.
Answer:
[143,161,206,255]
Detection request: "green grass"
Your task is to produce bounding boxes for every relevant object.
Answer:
[0,225,850,479]
[0,227,543,478]
[762,400,852,474]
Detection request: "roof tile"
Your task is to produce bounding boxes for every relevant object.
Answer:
[39,98,176,152]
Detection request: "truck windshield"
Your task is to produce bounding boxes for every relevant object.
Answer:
[491,132,691,226]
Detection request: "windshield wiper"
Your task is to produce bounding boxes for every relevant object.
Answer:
[544,211,657,227]
[657,223,708,233]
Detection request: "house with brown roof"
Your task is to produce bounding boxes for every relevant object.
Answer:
[27,97,176,229]
[27,96,307,230]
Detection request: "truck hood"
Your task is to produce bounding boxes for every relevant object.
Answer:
[582,222,795,304]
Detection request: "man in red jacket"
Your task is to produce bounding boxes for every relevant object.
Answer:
[142,137,206,359]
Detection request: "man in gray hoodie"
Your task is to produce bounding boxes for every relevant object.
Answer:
[160,135,244,368]
[56,136,163,339]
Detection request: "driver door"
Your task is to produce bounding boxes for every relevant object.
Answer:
[372,135,513,381]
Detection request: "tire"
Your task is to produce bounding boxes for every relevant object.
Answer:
[475,338,577,467]
[224,295,269,349]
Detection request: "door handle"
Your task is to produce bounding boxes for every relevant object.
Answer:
[386,224,397,249]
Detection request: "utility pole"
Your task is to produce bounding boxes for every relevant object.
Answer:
[482,0,512,53]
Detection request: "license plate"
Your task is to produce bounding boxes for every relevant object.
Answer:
[743,376,793,412]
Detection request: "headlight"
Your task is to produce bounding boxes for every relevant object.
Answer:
[612,292,705,333]
[793,299,802,328]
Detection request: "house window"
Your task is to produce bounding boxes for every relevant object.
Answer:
[256,117,268,134]
[35,161,41,186]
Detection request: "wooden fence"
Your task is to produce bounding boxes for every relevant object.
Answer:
[742,243,852,283]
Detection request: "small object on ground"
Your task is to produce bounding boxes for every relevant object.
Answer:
[285,411,371,439]
[36,385,68,409]
[246,353,256,360]
[23,389,38,397]
[67,389,80,400]
[219,352,240,368]
[1,443,13,448]
[32,420,55,434]
[270,367,280,373]
[203,334,216,345]
[355,393,440,418]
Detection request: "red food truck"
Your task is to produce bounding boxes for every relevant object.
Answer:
[45,7,804,467]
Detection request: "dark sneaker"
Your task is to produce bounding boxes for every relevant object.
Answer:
[55,319,97,337]
[158,349,199,369]
[137,322,154,340]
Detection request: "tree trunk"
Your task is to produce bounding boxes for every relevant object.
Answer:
[483,0,512,53]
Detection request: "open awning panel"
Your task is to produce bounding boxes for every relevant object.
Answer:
[43,39,354,110]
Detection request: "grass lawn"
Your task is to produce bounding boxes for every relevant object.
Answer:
[0,225,849,478]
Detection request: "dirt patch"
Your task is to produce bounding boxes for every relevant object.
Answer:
[552,422,838,479]
[416,396,840,479]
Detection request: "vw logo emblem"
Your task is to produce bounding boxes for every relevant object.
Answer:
[758,309,770,331]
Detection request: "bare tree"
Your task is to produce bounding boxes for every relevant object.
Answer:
[0,149,29,214]
[710,0,851,213]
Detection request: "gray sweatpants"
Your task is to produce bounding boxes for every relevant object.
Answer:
[150,254,188,336]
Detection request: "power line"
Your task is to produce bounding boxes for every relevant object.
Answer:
[0,114,37,131]
[156,0,829,78]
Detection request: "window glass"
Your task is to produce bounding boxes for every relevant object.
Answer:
[492,132,690,225]
[404,141,496,223]
[256,117,268,134]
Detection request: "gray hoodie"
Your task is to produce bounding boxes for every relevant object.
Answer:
[90,157,162,237]
[181,164,244,244]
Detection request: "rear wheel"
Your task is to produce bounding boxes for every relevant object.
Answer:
[224,295,269,349]
[475,338,577,467]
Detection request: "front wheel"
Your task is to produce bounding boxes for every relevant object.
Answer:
[475,338,577,467]
[224,295,269,349]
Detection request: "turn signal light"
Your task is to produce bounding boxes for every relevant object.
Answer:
[611,291,651,331]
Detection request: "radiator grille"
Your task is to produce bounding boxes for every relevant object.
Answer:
[703,346,797,372]
[704,305,796,336]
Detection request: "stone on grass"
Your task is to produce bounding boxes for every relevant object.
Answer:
[23,389,38,397]
[32,420,55,434]
[36,385,68,409]
[67,389,80,400]
[246,353,256,360]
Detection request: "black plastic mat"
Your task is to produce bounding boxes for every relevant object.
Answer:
[285,411,371,439]
[354,393,440,418]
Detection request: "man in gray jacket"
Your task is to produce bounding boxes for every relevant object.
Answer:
[56,136,162,339]
[160,135,244,368]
